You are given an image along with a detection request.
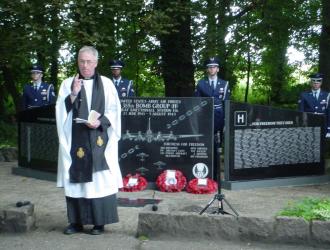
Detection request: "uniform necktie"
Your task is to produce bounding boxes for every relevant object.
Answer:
[115,80,119,86]
[313,91,317,100]
[34,84,38,91]
[211,80,216,89]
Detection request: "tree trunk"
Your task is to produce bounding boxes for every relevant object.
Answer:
[155,0,195,97]
[319,0,330,91]
[49,3,61,90]
[217,0,230,80]
[205,0,217,57]
[245,50,251,103]
[261,0,290,105]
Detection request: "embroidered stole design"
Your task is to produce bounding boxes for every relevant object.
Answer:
[69,73,109,183]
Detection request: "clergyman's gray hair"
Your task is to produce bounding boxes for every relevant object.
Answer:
[78,46,99,61]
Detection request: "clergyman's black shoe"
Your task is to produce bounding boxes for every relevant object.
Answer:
[63,224,83,235]
[90,225,104,235]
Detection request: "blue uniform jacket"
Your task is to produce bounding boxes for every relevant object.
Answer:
[298,90,330,133]
[195,78,230,133]
[113,78,135,97]
[22,82,56,110]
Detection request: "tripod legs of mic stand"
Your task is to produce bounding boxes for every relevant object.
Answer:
[199,193,239,216]
[221,195,239,216]
[199,131,239,217]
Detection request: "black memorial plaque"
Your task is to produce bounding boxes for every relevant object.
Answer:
[18,104,58,172]
[18,98,214,182]
[224,101,325,181]
[119,97,214,181]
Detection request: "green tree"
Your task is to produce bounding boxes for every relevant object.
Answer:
[259,0,292,104]
[0,0,326,117]
[319,0,330,90]
[0,1,34,113]
[154,0,195,97]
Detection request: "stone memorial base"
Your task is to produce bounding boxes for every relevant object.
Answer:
[12,166,56,182]
[222,175,330,190]
[137,207,330,246]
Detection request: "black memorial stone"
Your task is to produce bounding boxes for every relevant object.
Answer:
[18,104,57,172]
[224,101,325,181]
[17,98,214,183]
[119,97,214,181]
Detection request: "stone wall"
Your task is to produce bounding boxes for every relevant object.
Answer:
[0,147,17,162]
[0,203,36,233]
[137,208,330,247]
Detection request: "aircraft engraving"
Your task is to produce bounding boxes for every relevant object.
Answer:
[121,118,203,143]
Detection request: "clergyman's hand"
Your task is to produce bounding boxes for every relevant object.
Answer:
[86,119,101,129]
[71,74,82,96]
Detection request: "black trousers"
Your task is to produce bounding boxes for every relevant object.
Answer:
[66,194,119,226]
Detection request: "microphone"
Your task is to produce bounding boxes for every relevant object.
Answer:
[151,191,158,211]
[16,201,31,207]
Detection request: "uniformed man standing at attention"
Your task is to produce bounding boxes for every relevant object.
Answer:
[22,65,56,110]
[298,73,330,137]
[109,59,135,97]
[195,57,230,178]
[195,57,230,140]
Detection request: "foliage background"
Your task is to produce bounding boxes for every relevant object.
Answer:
[0,0,329,146]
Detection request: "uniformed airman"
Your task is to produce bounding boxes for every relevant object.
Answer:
[109,59,135,97]
[298,73,330,137]
[22,64,56,110]
[194,57,230,179]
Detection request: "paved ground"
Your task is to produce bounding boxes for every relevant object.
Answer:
[1,161,330,250]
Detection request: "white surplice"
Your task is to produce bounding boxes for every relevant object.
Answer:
[56,76,123,198]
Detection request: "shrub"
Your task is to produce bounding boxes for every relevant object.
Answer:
[278,197,330,221]
[0,120,17,148]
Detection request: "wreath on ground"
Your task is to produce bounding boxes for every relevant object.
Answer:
[156,170,187,192]
[186,178,218,194]
[120,173,148,192]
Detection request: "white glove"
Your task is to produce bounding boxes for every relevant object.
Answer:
[326,133,330,138]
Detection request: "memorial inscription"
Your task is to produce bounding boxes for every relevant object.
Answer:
[119,97,213,181]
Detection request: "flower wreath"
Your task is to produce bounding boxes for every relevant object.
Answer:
[186,178,218,194]
[120,173,148,192]
[156,170,187,192]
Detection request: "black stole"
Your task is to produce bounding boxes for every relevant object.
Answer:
[69,73,110,183]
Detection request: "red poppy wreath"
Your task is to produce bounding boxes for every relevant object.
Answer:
[156,170,187,192]
[186,178,218,194]
[120,173,148,192]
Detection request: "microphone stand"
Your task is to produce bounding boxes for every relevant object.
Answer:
[199,131,239,216]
